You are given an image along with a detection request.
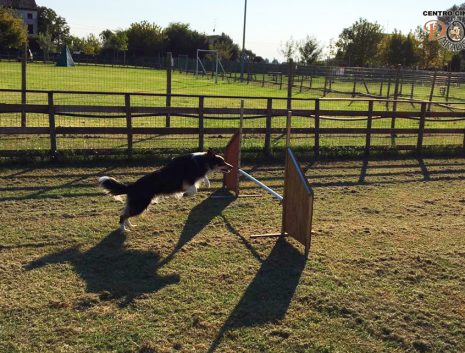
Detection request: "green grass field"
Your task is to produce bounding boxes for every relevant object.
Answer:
[1,158,465,352]
[1,61,465,155]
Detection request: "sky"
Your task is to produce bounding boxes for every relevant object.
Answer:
[38,0,455,61]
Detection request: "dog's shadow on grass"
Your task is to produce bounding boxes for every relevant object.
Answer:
[157,190,235,268]
[23,191,234,307]
[24,230,180,307]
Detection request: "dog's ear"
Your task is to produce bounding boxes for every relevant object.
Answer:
[207,148,215,156]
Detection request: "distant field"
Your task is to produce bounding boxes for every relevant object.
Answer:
[1,158,464,353]
[1,61,464,154]
[1,61,463,106]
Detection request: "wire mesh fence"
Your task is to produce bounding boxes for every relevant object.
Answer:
[2,54,464,103]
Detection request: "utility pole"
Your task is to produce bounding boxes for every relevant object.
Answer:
[240,0,247,82]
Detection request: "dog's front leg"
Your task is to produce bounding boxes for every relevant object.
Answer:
[203,176,210,188]
[184,184,198,197]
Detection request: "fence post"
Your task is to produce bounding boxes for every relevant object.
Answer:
[287,59,294,111]
[48,91,57,158]
[166,52,172,127]
[309,75,313,90]
[198,96,204,151]
[428,70,437,111]
[262,73,265,87]
[299,74,304,93]
[264,98,272,156]
[21,42,28,127]
[365,100,373,156]
[125,94,133,157]
[279,72,283,90]
[323,74,328,97]
[417,102,427,153]
[445,72,451,102]
[410,79,415,100]
[314,98,320,158]
[351,73,357,97]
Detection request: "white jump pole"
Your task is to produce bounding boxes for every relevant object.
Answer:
[238,169,283,201]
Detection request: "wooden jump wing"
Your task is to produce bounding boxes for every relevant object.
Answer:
[223,131,241,196]
[282,148,314,257]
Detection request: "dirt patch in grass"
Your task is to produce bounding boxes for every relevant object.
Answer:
[1,157,464,352]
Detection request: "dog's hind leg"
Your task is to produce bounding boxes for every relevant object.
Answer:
[119,196,151,233]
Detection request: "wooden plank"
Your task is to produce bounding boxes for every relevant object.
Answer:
[0,127,50,134]
[0,104,49,113]
[417,102,427,152]
[282,148,314,257]
[198,96,204,151]
[125,94,133,156]
[223,131,241,196]
[264,98,272,155]
[365,100,373,155]
[314,99,320,157]
[48,92,57,157]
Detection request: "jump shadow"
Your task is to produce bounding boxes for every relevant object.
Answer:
[24,230,180,307]
[157,191,234,268]
[208,237,306,353]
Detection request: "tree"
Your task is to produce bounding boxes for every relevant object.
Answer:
[0,7,27,49]
[298,36,321,64]
[209,33,240,60]
[336,18,383,66]
[415,26,451,69]
[100,29,128,52]
[164,22,207,57]
[37,6,70,45]
[80,34,101,55]
[127,21,165,56]
[280,38,297,61]
[36,31,54,61]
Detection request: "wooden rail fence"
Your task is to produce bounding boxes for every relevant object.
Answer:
[1,90,465,157]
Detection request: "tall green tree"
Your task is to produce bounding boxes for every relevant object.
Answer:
[100,29,128,52]
[280,38,297,62]
[336,18,383,66]
[36,31,54,60]
[37,6,70,45]
[210,33,240,60]
[127,21,165,56]
[0,7,27,49]
[415,26,451,69]
[164,22,207,57]
[80,34,101,55]
[298,36,321,64]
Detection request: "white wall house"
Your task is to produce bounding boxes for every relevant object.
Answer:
[0,0,39,37]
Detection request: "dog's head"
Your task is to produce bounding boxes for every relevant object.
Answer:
[205,149,233,174]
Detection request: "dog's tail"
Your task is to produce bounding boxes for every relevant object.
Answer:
[98,176,128,195]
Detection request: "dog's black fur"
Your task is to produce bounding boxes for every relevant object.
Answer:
[99,149,232,232]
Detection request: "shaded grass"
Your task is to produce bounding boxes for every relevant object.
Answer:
[1,158,465,352]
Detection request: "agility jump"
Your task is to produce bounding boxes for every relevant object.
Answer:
[222,105,315,257]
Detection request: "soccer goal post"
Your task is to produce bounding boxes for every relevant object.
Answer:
[196,49,227,83]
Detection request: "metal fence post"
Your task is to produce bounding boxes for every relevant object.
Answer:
[264,98,272,155]
[365,100,373,156]
[125,93,133,157]
[314,98,320,158]
[417,102,427,152]
[48,91,57,158]
[199,96,204,151]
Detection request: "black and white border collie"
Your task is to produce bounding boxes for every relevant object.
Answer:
[99,149,233,232]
